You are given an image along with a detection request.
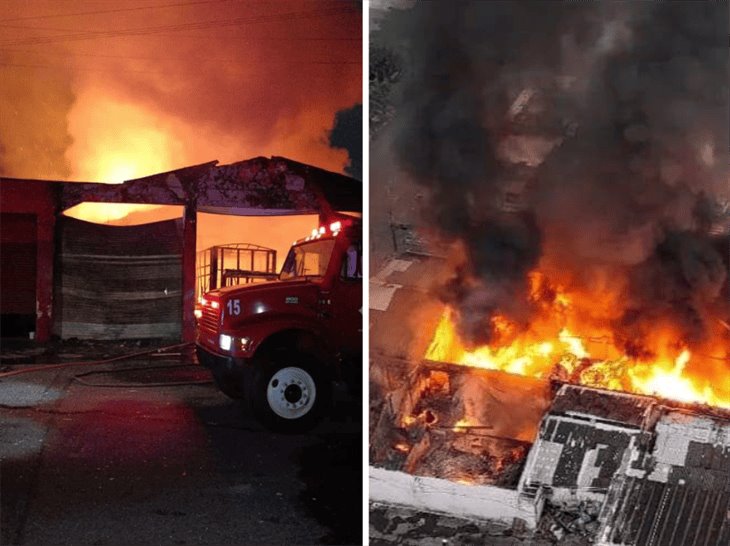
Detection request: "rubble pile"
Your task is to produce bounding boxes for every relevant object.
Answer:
[536,501,602,543]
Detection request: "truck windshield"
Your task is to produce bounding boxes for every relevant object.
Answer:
[280,239,336,280]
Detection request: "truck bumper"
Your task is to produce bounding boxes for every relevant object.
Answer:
[195,344,255,397]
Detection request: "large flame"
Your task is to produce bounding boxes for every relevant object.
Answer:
[62,88,353,225]
[2,2,362,226]
[62,92,183,224]
[426,272,730,409]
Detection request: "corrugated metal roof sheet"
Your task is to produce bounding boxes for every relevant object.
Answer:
[599,476,730,546]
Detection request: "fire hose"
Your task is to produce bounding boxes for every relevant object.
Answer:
[72,361,213,388]
[0,342,202,386]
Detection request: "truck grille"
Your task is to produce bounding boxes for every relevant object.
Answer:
[199,304,221,335]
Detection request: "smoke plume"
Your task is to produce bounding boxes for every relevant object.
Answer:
[0,49,75,178]
[383,1,729,354]
[329,103,363,180]
[0,1,361,182]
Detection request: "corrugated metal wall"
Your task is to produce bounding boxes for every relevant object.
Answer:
[54,217,183,340]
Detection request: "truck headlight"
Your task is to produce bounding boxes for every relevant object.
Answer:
[219,334,232,351]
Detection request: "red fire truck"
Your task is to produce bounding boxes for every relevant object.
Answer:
[195,216,362,432]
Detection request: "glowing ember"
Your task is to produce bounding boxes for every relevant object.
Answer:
[402,415,417,427]
[452,418,473,433]
[426,301,730,409]
[394,443,410,453]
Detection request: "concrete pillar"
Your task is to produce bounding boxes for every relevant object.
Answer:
[35,209,56,342]
[182,203,197,342]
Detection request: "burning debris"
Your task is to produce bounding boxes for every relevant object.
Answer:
[370,369,730,542]
[370,352,550,487]
[369,251,730,541]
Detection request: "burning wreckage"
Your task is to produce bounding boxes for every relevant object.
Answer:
[369,1,729,543]
[370,251,730,542]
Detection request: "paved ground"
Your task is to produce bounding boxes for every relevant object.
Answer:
[0,342,362,545]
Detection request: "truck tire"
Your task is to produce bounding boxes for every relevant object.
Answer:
[251,350,330,433]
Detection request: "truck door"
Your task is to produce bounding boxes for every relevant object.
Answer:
[323,238,362,355]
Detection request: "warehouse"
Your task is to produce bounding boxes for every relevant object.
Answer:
[0,156,361,342]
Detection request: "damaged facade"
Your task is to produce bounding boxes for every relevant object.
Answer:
[523,385,730,545]
[0,156,361,342]
[597,410,730,545]
[371,368,730,544]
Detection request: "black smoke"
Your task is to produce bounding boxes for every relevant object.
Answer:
[329,103,363,180]
[381,1,729,352]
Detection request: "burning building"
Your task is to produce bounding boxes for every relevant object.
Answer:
[0,156,361,342]
[0,1,363,343]
[369,1,729,541]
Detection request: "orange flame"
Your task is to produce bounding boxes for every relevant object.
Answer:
[62,91,184,224]
[426,293,730,409]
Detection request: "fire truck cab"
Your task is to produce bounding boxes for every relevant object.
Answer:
[195,216,362,432]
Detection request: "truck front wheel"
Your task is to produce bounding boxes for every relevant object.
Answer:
[251,351,330,433]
